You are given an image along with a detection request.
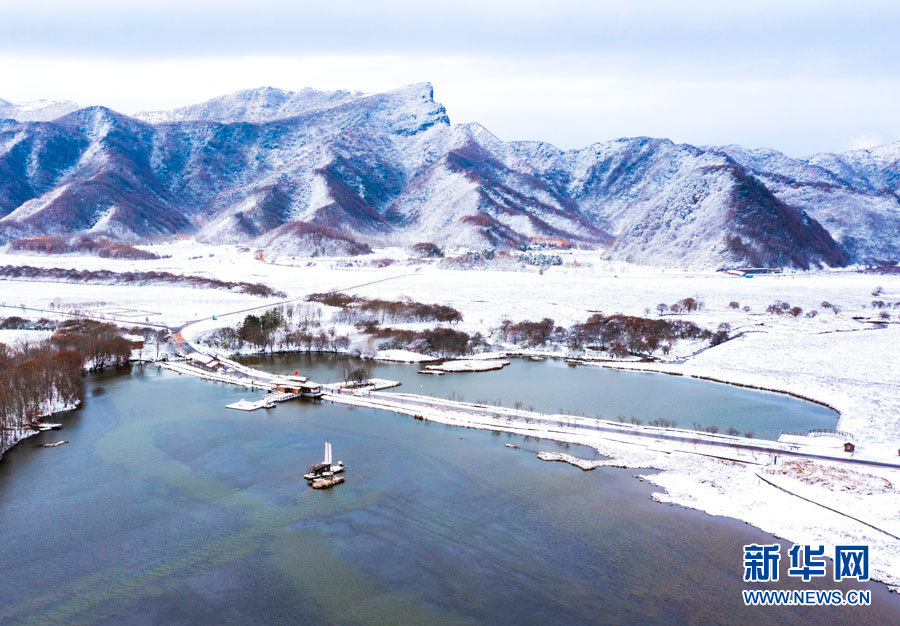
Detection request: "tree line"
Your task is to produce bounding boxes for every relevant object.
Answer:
[9,236,161,260]
[308,293,463,324]
[0,319,134,453]
[364,326,482,357]
[0,265,285,297]
[205,303,351,353]
[495,313,728,358]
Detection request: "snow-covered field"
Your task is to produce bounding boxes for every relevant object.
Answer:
[374,349,440,363]
[2,240,900,587]
[0,328,53,346]
[5,241,896,448]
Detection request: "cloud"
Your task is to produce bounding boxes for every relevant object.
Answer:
[2,0,898,76]
[849,133,885,151]
[0,2,898,156]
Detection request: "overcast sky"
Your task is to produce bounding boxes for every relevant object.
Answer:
[1,0,898,156]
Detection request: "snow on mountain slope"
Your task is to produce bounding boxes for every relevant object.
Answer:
[254,220,372,257]
[135,86,362,124]
[197,184,294,243]
[0,107,189,241]
[715,144,851,187]
[0,98,80,122]
[718,143,900,262]
[0,83,898,267]
[808,141,900,191]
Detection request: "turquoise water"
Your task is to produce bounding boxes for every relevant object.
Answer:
[0,363,893,624]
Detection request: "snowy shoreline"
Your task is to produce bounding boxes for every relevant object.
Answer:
[498,352,846,414]
[0,427,40,462]
[598,363,843,413]
[0,402,79,463]
[325,388,900,592]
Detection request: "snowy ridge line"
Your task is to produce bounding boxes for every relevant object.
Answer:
[755,472,900,541]
[3,84,898,266]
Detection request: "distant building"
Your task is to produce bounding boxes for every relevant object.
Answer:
[722,267,783,277]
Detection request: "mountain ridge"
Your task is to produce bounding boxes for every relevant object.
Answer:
[0,84,898,267]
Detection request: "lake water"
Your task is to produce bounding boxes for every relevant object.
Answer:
[239,354,839,441]
[0,361,895,624]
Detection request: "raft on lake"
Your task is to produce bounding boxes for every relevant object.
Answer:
[40,440,68,448]
[309,475,345,489]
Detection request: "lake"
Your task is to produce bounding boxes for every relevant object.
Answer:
[239,353,839,441]
[0,360,894,624]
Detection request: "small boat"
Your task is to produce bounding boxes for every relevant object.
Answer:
[304,441,346,481]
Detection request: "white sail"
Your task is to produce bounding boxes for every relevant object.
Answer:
[324,441,332,465]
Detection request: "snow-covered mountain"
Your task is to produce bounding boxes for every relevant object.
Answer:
[0,98,80,122]
[135,86,363,124]
[0,83,897,268]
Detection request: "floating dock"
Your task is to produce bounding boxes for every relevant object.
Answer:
[227,391,300,411]
[226,399,271,411]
